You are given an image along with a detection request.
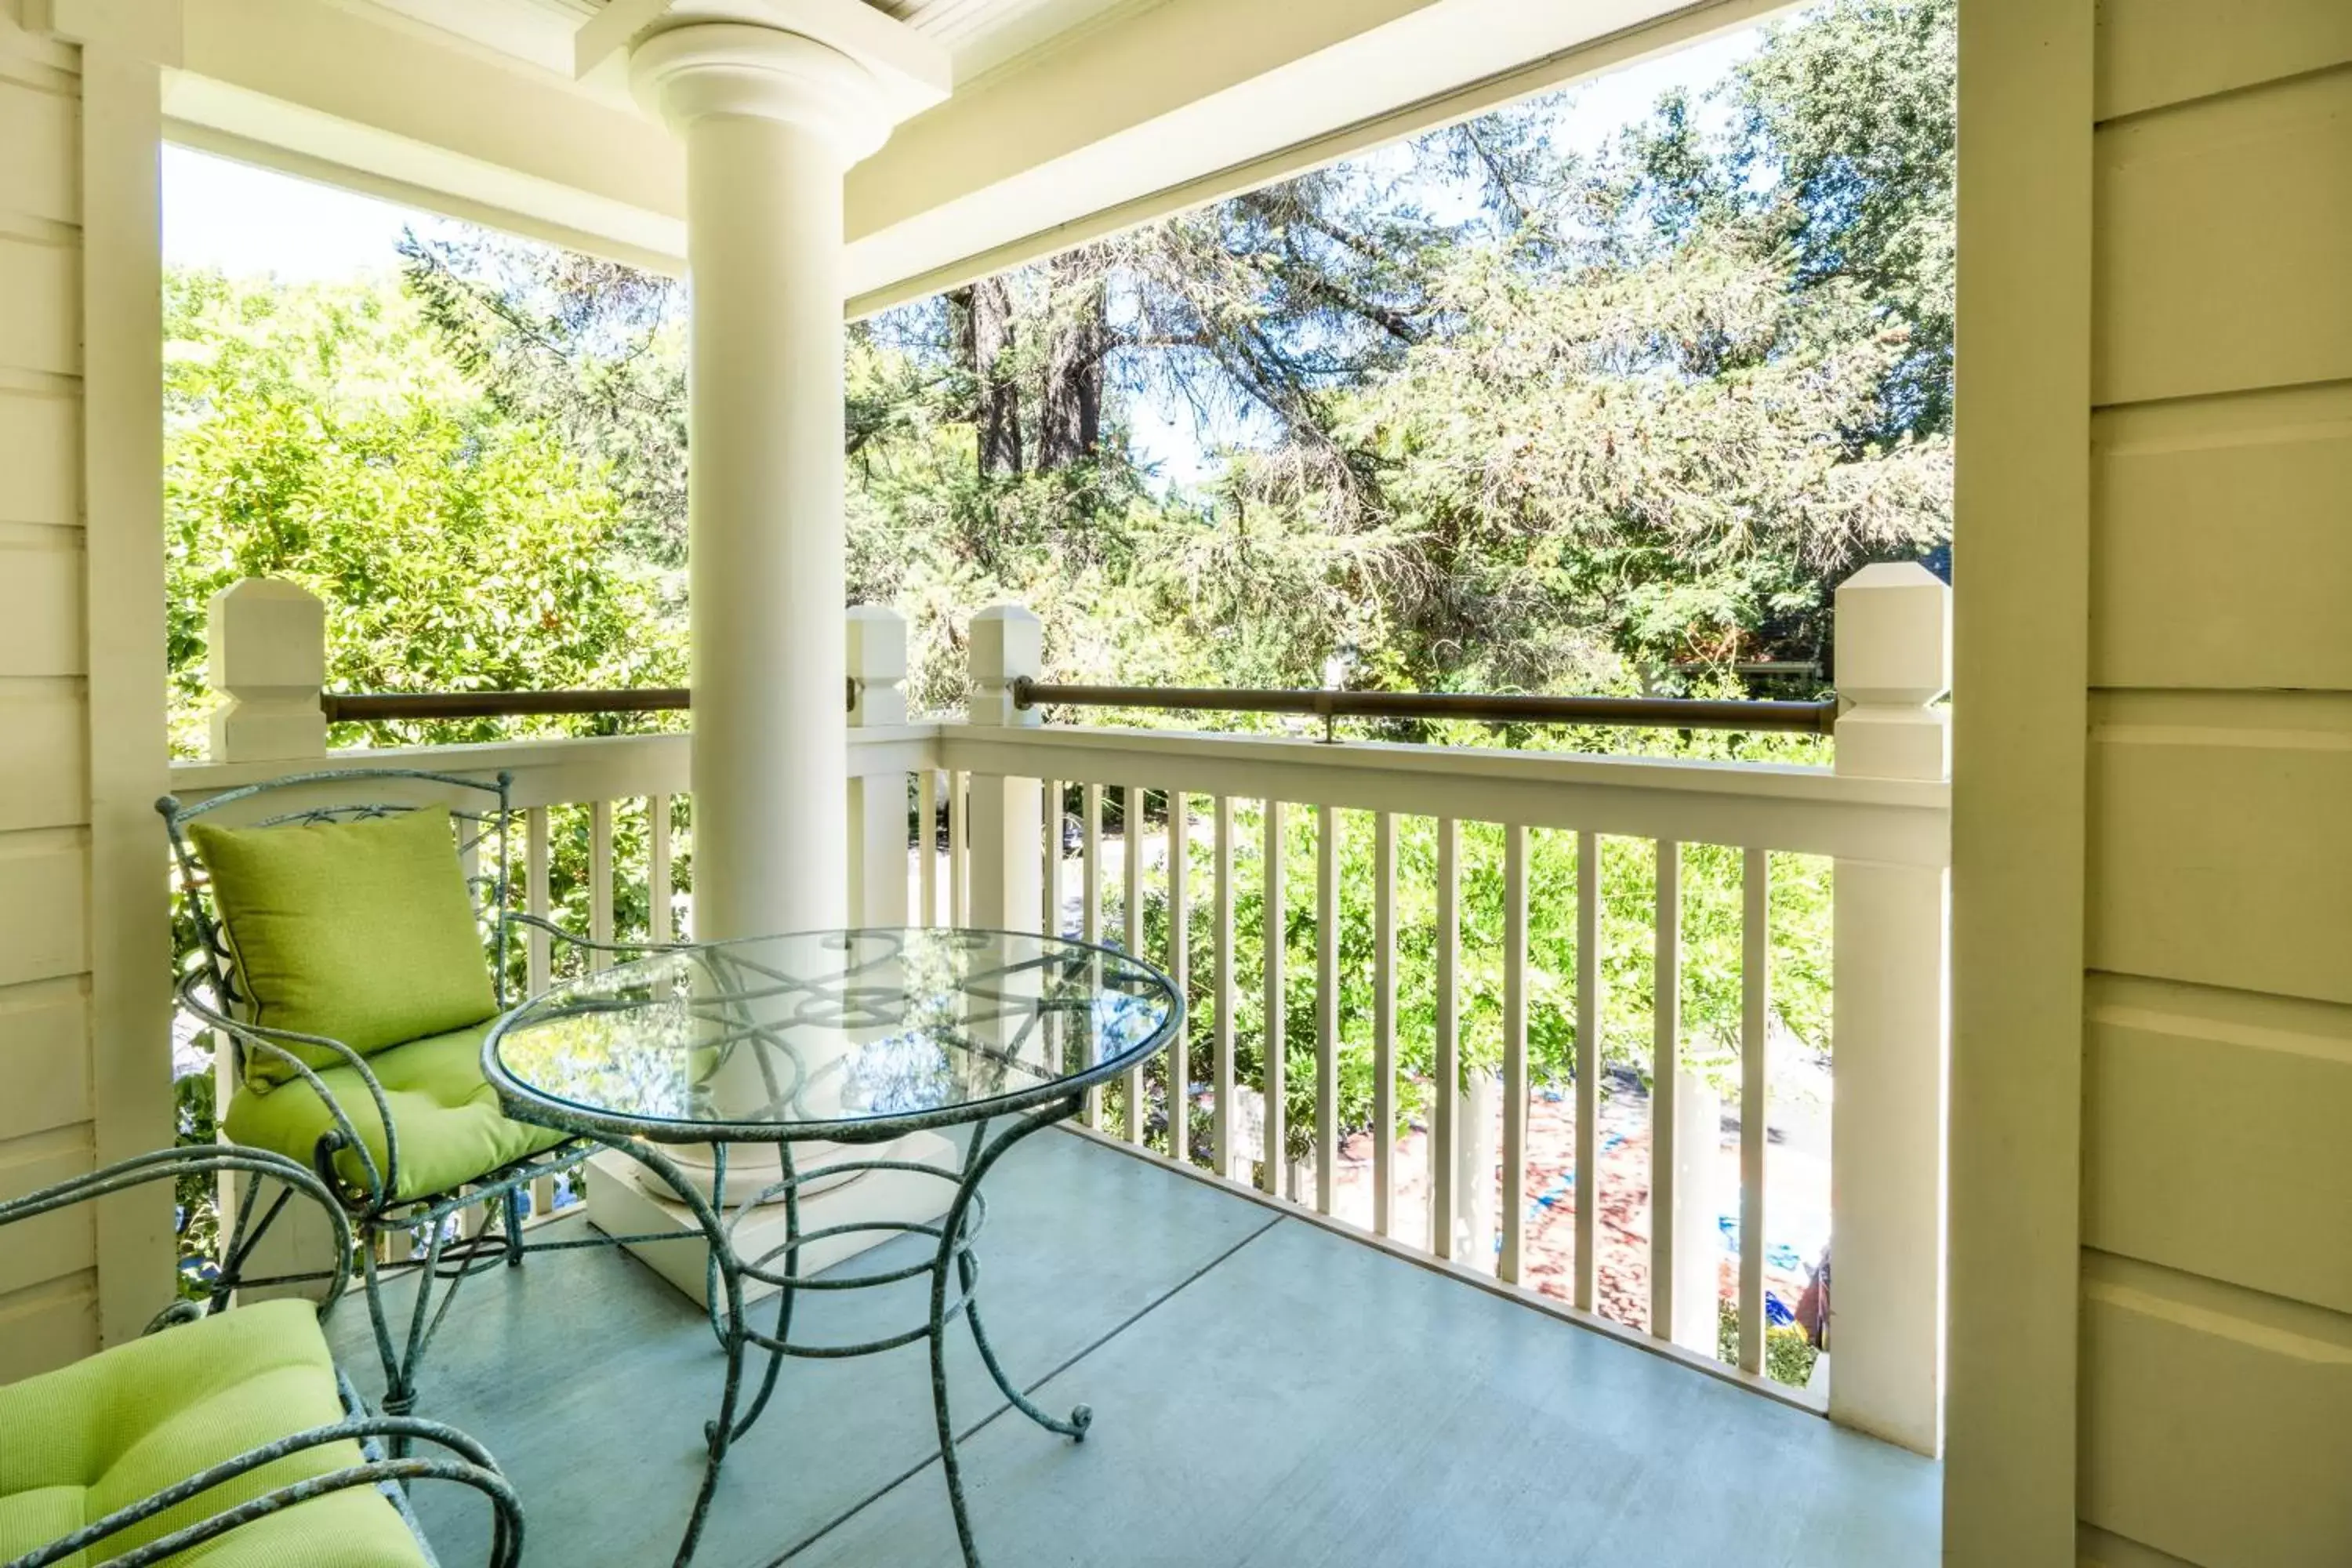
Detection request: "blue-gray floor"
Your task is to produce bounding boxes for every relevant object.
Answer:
[328,1131,1938,1568]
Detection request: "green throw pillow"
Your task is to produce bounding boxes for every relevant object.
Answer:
[190,805,499,1087]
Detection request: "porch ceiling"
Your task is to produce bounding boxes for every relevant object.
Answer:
[351,0,1183,92]
[163,0,1768,309]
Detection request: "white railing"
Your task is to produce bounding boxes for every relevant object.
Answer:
[172,568,1949,1455]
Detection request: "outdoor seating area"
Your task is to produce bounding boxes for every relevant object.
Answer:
[5,0,2344,1563]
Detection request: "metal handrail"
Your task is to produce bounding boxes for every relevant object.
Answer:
[320,679,856,722]
[314,677,1835,735]
[1010,678,1839,736]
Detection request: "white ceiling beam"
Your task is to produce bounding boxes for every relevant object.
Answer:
[170,0,690,267]
[845,0,1765,307]
[166,0,1760,304]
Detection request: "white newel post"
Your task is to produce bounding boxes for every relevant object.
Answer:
[207,579,325,764]
[204,580,337,1300]
[1828,562,1951,1456]
[583,5,948,942]
[964,604,1044,933]
[845,605,909,926]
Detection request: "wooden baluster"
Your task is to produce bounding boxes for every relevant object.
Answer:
[1213,795,1236,1179]
[1740,846,1769,1376]
[1373,811,1397,1238]
[948,770,967,926]
[1041,779,1062,935]
[1650,840,1719,1355]
[649,793,673,946]
[1652,840,1681,1338]
[1166,787,1190,1167]
[589,799,614,972]
[1433,816,1459,1258]
[1124,784,1148,1145]
[1315,804,1340,1215]
[1083,781,1104,1126]
[1261,798,1286,1198]
[1574,828,1600,1313]
[525,805,551,996]
[916,770,938,926]
[1499,823,1528,1284]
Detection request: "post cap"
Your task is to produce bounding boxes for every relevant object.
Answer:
[208,578,326,693]
[1834,562,1951,706]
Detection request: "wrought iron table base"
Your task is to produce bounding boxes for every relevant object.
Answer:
[591,1091,1091,1568]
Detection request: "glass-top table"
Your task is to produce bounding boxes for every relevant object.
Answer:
[483,927,1183,1568]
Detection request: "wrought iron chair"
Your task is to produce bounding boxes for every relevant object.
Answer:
[158,768,662,1432]
[0,1145,523,1567]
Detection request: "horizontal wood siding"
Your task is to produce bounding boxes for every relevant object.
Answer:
[2089,382,2352,690]
[2087,693,2352,1007]
[2083,975,2352,1316]
[2080,1253,2352,1568]
[2092,66,2352,408]
[0,10,94,1376]
[2082,9,2352,1563]
[2094,0,2352,122]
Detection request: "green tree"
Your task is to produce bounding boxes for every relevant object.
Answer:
[165,268,686,756]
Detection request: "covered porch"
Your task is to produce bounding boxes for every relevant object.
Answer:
[338,1127,1937,1567]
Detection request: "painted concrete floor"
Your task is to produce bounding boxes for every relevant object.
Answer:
[328,1131,1937,1568]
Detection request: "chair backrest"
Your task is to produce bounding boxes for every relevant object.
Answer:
[158,769,518,1079]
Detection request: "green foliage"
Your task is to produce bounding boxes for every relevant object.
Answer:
[164,268,688,757]
[1118,798,1830,1158]
[1719,1298,1822,1390]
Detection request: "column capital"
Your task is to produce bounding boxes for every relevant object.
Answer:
[580,2,949,160]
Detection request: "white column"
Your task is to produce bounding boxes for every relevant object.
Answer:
[613,16,946,940]
[1829,562,1951,1455]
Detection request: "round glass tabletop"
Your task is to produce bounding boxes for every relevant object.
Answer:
[483,927,1182,1142]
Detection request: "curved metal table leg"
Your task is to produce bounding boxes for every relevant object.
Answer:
[928,1096,1090,1567]
[585,1136,751,1568]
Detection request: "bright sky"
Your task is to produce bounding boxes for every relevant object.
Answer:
[162,21,1766,485]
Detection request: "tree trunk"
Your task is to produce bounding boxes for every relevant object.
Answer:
[1036,252,1107,473]
[950,278,1022,477]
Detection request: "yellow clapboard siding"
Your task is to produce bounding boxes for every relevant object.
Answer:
[2088,692,2352,1006]
[2092,67,2352,407]
[0,680,86,832]
[0,1272,98,1385]
[2079,1524,2201,1568]
[0,233,78,377]
[0,390,79,526]
[2096,0,2352,122]
[0,977,89,1143]
[0,1128,96,1299]
[0,75,75,226]
[2084,975,2352,1315]
[0,828,89,987]
[0,532,85,677]
[2090,380,2352,689]
[2080,1251,2352,1568]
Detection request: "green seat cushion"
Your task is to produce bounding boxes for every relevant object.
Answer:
[224,1022,570,1203]
[189,807,498,1087]
[0,1299,426,1566]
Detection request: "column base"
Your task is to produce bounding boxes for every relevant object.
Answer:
[584,1134,956,1309]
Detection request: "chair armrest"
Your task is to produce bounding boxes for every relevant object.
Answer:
[0,1146,353,1319]
[175,971,401,1208]
[505,909,681,964]
[13,1416,522,1568]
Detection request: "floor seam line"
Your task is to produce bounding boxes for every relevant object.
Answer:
[768,1212,1286,1564]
